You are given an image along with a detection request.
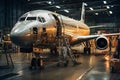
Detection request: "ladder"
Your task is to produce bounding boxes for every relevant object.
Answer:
[5,52,14,68]
[62,37,78,65]
[2,42,14,68]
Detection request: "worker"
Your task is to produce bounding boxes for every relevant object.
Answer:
[62,46,69,61]
[62,46,69,66]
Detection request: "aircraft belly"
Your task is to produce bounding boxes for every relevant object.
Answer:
[11,35,33,48]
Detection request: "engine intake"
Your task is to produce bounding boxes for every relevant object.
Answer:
[96,36,108,50]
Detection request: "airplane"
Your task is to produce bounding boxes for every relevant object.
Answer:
[10,3,120,55]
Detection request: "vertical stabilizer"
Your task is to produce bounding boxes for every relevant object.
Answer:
[80,2,85,23]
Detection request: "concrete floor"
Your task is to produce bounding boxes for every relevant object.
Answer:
[0,53,120,80]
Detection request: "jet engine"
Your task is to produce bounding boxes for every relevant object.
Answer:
[95,36,108,50]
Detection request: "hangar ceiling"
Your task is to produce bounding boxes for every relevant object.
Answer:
[26,0,120,23]
[24,0,120,33]
[0,0,120,33]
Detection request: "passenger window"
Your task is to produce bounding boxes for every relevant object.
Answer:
[38,17,46,23]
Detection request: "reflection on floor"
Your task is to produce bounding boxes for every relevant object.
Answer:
[0,53,120,80]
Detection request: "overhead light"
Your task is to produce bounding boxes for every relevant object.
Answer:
[109,11,113,14]
[95,13,99,15]
[84,3,88,6]
[28,0,30,1]
[56,6,61,9]
[103,1,107,4]
[48,1,52,5]
[64,10,69,13]
[111,5,114,7]
[89,7,94,10]
[106,6,110,9]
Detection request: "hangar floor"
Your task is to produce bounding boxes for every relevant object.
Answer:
[0,53,120,80]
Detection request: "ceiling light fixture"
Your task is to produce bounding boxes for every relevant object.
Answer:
[109,11,113,14]
[64,10,69,13]
[103,1,107,4]
[95,13,99,15]
[106,6,110,9]
[56,6,61,9]
[111,5,114,7]
[48,1,52,5]
[90,7,93,10]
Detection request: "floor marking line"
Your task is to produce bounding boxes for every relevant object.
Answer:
[76,66,94,80]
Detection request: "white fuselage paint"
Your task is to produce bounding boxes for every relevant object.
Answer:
[10,10,90,48]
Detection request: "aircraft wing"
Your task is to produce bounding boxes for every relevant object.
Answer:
[65,32,99,45]
[70,35,100,45]
[65,32,120,45]
[101,33,120,36]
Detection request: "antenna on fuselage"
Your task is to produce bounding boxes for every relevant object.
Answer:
[80,2,85,23]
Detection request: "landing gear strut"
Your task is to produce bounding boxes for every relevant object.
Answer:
[84,47,91,55]
[84,41,91,55]
[30,53,44,70]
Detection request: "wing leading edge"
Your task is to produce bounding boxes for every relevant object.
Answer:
[66,32,120,46]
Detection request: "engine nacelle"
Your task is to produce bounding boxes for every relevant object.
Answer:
[96,36,108,50]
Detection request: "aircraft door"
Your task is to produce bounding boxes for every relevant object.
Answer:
[50,14,62,37]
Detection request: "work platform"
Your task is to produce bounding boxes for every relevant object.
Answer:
[0,53,120,80]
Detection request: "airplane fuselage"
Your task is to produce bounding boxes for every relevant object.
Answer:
[10,10,90,48]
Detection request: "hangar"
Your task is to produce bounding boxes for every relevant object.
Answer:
[0,0,120,80]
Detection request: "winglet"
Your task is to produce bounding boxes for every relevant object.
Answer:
[80,2,85,23]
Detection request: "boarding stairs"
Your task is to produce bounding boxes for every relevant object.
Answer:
[62,37,78,65]
[55,15,78,65]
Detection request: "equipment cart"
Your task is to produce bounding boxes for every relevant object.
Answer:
[110,58,120,73]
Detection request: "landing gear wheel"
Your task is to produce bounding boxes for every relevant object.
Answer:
[73,61,81,66]
[30,58,37,69]
[57,63,60,67]
[64,60,69,67]
[84,47,91,55]
[111,66,115,73]
[39,66,44,70]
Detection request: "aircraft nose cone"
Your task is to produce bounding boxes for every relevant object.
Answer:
[10,31,24,47]
[10,27,32,48]
[10,21,39,48]
[10,31,33,48]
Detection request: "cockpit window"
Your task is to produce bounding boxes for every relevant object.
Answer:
[27,17,36,20]
[19,17,26,21]
[38,17,46,23]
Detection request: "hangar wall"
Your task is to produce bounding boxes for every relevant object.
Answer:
[0,0,27,30]
[0,0,120,34]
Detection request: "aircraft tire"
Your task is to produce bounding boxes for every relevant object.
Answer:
[57,63,60,67]
[111,66,115,73]
[30,58,37,69]
[64,60,69,67]
[84,47,91,55]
